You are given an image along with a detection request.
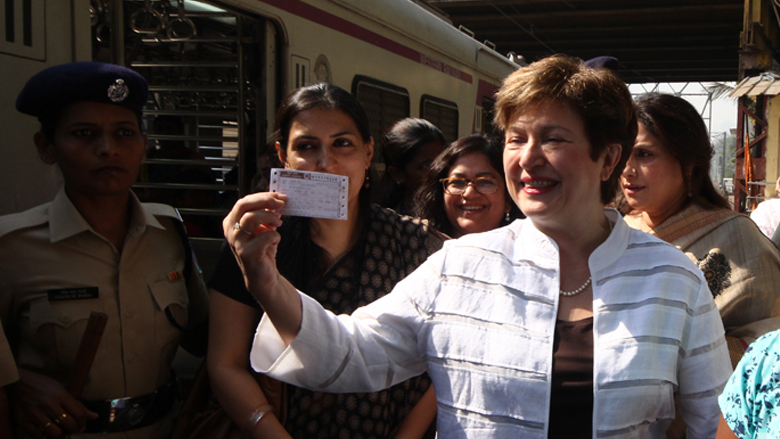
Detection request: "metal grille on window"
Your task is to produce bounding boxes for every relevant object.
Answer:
[422,98,458,145]
[92,0,272,255]
[354,80,410,152]
[353,79,410,202]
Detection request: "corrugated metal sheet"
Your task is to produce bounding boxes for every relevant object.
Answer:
[730,74,780,97]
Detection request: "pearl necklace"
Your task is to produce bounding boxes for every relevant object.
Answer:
[558,218,612,297]
[559,276,591,296]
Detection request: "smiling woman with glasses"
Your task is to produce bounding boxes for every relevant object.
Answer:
[440,175,500,195]
[415,133,522,237]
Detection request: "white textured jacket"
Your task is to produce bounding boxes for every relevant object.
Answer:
[251,210,732,439]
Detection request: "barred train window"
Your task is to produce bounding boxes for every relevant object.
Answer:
[352,76,409,203]
[421,95,458,145]
[352,76,410,154]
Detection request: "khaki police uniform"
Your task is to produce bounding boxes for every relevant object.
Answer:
[0,187,209,439]
[0,323,18,387]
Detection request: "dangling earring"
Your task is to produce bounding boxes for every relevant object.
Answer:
[505,211,511,222]
[364,171,370,189]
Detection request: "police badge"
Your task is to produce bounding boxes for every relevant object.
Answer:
[107,78,129,103]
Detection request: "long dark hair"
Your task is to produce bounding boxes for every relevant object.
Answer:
[634,93,730,210]
[273,83,374,287]
[273,82,373,216]
[379,118,445,209]
[414,133,523,236]
[274,82,371,146]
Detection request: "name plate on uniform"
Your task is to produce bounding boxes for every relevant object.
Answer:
[48,287,99,301]
[269,168,349,220]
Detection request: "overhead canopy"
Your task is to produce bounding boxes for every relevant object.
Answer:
[428,0,743,84]
[730,74,780,97]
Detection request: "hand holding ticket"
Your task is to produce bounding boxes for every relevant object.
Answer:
[269,168,349,220]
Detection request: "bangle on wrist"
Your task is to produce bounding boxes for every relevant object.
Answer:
[248,404,274,432]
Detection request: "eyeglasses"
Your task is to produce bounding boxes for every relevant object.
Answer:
[440,176,499,195]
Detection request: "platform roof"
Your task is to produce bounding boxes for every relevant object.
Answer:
[428,0,743,84]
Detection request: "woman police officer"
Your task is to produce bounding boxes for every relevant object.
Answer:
[0,62,208,439]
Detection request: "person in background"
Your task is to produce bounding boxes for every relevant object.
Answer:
[717,329,780,439]
[1,323,18,439]
[1,62,209,439]
[225,55,731,438]
[380,118,446,215]
[207,83,444,439]
[414,133,522,237]
[749,174,780,239]
[620,93,780,367]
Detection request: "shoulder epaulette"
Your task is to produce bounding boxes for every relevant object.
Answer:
[0,203,51,240]
[142,202,183,222]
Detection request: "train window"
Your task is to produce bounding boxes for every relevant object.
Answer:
[352,76,410,150]
[421,95,458,144]
[352,75,410,203]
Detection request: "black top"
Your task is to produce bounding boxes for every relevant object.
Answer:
[209,242,257,307]
[208,204,444,439]
[549,317,594,439]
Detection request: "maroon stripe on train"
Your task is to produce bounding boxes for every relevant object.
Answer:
[262,0,475,84]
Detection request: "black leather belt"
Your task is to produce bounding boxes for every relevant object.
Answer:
[82,378,178,433]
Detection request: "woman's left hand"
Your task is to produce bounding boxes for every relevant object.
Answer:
[10,369,98,438]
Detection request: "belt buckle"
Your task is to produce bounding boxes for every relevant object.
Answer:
[108,395,151,431]
[83,377,177,433]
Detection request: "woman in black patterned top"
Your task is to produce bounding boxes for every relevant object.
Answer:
[207,83,444,439]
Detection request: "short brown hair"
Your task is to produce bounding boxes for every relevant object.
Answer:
[494,54,637,204]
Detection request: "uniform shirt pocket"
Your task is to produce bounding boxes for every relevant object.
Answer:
[148,279,189,348]
[28,298,95,367]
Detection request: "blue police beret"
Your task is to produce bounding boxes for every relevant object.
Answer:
[15,61,148,120]
[584,56,620,72]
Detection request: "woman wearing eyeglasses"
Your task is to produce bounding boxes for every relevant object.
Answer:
[414,134,523,237]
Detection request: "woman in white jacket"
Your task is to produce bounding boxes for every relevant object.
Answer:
[224,55,732,439]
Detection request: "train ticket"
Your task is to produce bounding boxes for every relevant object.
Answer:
[269,168,349,220]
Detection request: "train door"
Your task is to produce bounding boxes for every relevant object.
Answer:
[91,0,280,276]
